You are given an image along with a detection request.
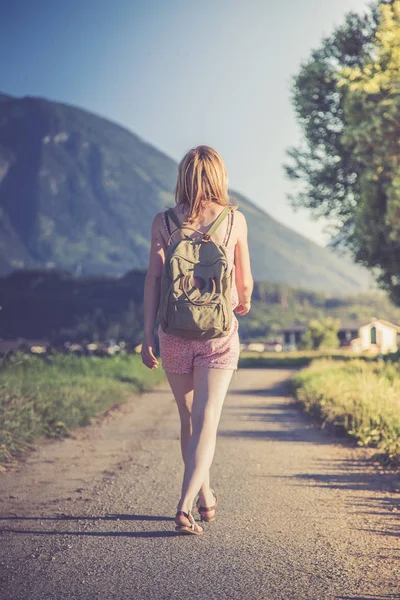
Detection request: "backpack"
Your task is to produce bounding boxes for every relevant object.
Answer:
[159,206,234,340]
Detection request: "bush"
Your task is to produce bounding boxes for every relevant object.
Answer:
[290,359,400,465]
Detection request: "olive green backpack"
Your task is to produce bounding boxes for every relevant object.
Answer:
[159,207,234,340]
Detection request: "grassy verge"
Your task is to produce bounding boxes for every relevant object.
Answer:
[0,351,166,468]
[290,359,400,466]
[238,349,377,368]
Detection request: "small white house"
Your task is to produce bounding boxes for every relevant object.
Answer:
[357,318,400,354]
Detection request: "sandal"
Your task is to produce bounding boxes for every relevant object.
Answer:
[196,489,218,522]
[175,509,204,535]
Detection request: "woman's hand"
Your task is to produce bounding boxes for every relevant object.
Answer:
[234,301,251,316]
[141,335,159,369]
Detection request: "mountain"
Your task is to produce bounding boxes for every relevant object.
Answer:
[0,92,375,294]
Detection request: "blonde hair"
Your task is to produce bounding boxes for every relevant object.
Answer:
[174,145,235,224]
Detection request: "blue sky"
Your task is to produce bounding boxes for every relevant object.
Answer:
[1,0,374,245]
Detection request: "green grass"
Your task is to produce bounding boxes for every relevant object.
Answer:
[0,351,166,467]
[290,359,400,466]
[238,349,378,368]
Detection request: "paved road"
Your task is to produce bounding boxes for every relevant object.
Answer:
[0,369,399,600]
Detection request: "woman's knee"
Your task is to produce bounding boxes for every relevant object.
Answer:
[191,407,220,434]
[177,402,192,425]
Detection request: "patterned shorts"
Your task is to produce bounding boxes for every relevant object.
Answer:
[158,315,240,374]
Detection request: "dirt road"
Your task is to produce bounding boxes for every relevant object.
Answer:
[0,368,399,600]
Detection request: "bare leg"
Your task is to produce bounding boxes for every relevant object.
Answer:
[177,366,234,514]
[165,371,212,504]
[165,372,193,461]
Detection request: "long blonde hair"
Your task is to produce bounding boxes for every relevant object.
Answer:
[174,145,235,224]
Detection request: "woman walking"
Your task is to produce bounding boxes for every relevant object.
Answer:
[141,145,253,535]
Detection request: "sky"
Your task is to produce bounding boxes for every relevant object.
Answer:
[0,0,376,246]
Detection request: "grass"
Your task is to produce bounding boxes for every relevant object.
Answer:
[290,358,400,466]
[238,349,378,368]
[0,351,166,467]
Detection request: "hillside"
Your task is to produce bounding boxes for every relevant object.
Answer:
[0,92,375,294]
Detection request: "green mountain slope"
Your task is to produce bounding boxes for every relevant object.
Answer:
[0,92,374,294]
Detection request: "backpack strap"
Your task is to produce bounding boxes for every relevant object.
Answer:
[203,206,231,240]
[165,209,192,244]
[223,209,234,246]
[162,211,172,237]
[166,209,181,230]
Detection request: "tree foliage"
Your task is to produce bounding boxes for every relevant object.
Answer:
[299,317,341,351]
[337,1,400,302]
[285,0,400,303]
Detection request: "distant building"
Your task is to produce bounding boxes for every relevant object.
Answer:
[336,321,361,346]
[282,318,400,354]
[356,319,400,354]
[282,326,305,347]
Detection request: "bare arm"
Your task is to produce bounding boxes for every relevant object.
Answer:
[141,213,166,369]
[234,211,253,315]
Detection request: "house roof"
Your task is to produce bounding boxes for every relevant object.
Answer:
[365,318,400,333]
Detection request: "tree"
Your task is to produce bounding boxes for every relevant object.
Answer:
[299,317,341,350]
[337,1,400,302]
[284,1,400,302]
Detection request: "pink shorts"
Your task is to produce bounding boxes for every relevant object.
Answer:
[158,316,240,374]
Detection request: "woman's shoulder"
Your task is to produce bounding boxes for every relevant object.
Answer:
[152,211,167,227]
[151,211,170,241]
[155,206,183,223]
[231,208,247,231]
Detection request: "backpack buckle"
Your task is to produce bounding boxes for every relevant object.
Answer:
[202,233,211,242]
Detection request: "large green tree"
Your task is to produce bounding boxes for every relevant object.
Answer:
[285,0,400,302]
[337,2,400,301]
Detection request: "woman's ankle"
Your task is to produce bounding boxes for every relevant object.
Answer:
[177,498,194,514]
[198,487,215,506]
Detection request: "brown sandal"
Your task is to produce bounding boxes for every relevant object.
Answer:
[175,509,204,535]
[196,489,218,522]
